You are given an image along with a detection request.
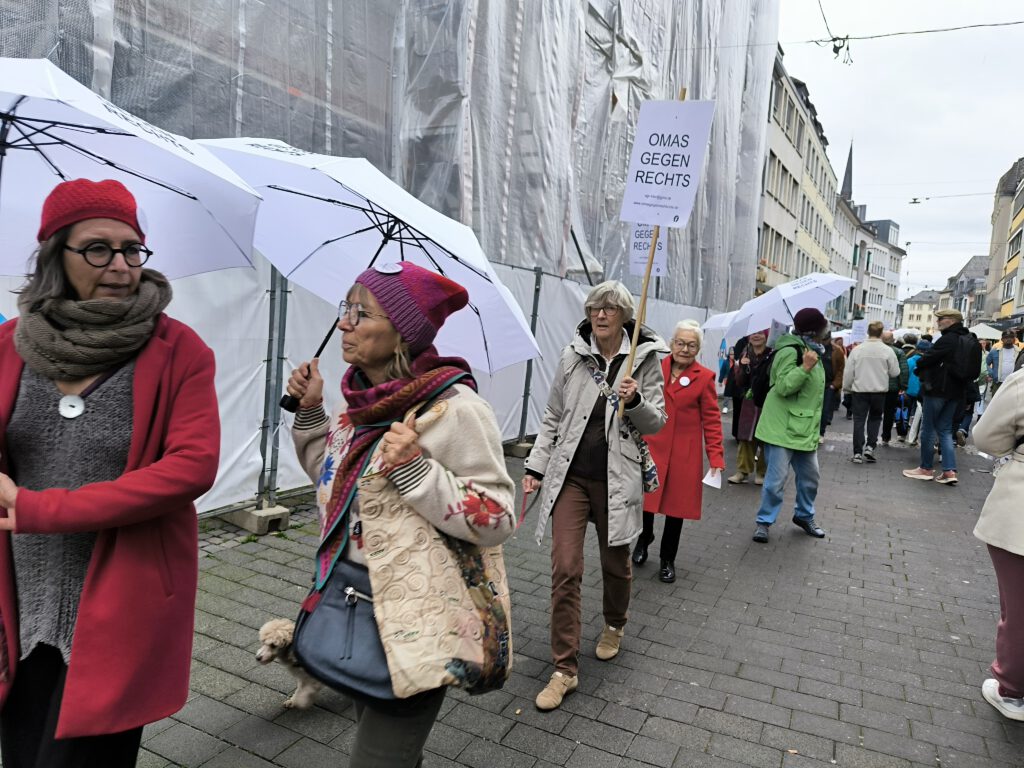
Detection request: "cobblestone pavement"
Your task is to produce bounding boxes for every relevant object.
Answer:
[137,416,1024,767]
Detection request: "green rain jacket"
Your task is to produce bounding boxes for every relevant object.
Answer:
[754,333,825,452]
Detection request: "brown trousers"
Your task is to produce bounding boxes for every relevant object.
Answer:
[550,475,632,675]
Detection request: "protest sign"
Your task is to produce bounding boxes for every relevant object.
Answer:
[628,223,667,277]
[851,319,868,344]
[619,99,715,228]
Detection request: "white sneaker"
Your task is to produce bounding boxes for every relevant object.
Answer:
[852,454,864,464]
[982,679,1024,721]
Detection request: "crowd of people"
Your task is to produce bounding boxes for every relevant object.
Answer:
[0,178,1021,767]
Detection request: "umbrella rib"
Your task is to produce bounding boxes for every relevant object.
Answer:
[7,120,68,180]
[0,112,135,137]
[23,123,199,200]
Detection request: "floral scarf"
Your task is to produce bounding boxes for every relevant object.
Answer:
[314,347,476,589]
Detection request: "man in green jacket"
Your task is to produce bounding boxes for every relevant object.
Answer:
[881,330,910,445]
[753,308,829,544]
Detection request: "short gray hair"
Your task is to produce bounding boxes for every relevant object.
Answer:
[673,319,703,349]
[17,227,75,309]
[584,280,635,324]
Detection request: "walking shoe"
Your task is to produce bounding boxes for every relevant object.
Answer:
[896,436,906,443]
[658,559,676,583]
[903,467,935,481]
[852,454,864,464]
[864,446,876,463]
[907,439,918,446]
[595,625,624,660]
[727,472,748,485]
[935,470,958,485]
[955,429,967,447]
[818,435,825,445]
[752,523,769,543]
[982,679,1024,722]
[754,474,765,485]
[535,671,578,710]
[792,517,826,538]
[631,533,654,566]
[881,440,890,447]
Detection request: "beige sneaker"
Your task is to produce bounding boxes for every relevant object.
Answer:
[754,474,765,485]
[595,625,624,660]
[727,472,747,484]
[535,671,578,710]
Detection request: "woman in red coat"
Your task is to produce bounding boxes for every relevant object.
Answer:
[633,320,724,583]
[0,180,219,767]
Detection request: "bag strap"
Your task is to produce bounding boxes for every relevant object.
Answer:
[581,357,646,447]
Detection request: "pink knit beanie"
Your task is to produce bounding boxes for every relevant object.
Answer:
[354,262,469,354]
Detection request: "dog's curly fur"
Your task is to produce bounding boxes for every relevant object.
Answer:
[256,618,321,709]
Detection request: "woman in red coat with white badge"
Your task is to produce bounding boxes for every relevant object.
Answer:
[633,319,724,583]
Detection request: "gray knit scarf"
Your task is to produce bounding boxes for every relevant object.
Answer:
[14,269,173,380]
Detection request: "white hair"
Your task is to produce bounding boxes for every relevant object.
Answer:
[584,280,635,324]
[673,319,703,348]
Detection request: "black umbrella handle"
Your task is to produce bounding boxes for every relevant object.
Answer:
[280,319,338,413]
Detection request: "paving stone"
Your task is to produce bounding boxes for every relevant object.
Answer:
[221,714,303,759]
[565,743,626,768]
[561,715,635,755]
[501,722,577,763]
[174,693,249,735]
[707,733,784,767]
[275,736,351,768]
[144,722,228,766]
[199,747,279,767]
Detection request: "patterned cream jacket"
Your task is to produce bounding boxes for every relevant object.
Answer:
[292,383,515,697]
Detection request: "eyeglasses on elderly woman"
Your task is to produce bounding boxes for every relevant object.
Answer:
[337,299,390,327]
[587,305,622,317]
[64,242,153,268]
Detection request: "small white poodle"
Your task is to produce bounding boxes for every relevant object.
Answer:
[256,618,322,709]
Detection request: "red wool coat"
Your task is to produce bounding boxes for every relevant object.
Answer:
[0,314,219,738]
[643,358,724,520]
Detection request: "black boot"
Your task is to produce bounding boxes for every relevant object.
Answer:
[659,559,676,583]
[631,533,653,566]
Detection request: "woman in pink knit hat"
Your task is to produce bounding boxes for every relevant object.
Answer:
[285,262,515,767]
[0,179,220,766]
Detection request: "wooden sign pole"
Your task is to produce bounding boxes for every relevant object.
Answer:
[620,86,687,417]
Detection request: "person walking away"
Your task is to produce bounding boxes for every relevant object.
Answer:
[987,330,1019,397]
[286,263,516,765]
[842,321,899,464]
[636,320,724,583]
[971,367,1024,721]
[524,281,667,711]
[905,340,928,445]
[751,308,830,544]
[0,179,220,767]
[819,334,845,445]
[903,309,978,486]
[880,331,910,446]
[955,350,987,446]
[723,336,749,440]
[728,330,770,484]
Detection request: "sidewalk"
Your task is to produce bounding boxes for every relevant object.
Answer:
[138,416,1023,767]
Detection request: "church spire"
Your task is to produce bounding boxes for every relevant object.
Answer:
[840,142,853,201]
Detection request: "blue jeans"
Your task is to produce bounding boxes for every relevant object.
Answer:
[920,396,958,472]
[756,443,820,525]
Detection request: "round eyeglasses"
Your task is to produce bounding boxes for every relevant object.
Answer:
[671,339,700,350]
[337,300,390,327]
[65,242,153,268]
[587,305,622,317]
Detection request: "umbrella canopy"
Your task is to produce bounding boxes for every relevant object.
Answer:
[702,310,739,331]
[727,272,855,338]
[0,58,260,279]
[969,323,1003,341]
[200,137,539,373]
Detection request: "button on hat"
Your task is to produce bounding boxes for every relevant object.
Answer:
[38,179,144,243]
[354,262,469,355]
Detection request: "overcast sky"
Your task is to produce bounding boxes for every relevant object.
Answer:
[777,1,1024,299]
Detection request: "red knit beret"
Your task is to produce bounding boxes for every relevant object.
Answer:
[354,262,469,355]
[37,178,144,243]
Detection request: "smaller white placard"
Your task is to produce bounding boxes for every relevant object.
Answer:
[767,318,789,347]
[851,319,869,344]
[628,223,668,277]
[702,468,722,489]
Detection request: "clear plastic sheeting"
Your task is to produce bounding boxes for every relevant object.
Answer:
[0,0,779,509]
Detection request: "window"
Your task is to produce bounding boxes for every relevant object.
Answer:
[1009,228,1022,261]
[1013,186,1024,219]
[1003,278,1014,301]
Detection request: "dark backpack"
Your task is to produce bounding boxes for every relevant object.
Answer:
[948,332,983,382]
[750,346,799,408]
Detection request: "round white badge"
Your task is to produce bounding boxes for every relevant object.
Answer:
[374,263,403,274]
[680,376,691,387]
[59,394,85,419]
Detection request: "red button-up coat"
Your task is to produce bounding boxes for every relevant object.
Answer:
[0,314,219,738]
[643,357,724,520]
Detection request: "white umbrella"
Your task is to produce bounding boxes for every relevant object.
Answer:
[702,310,739,331]
[727,272,855,338]
[199,137,540,379]
[0,58,260,279]
[969,323,1003,341]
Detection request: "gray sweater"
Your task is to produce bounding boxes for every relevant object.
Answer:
[7,363,134,662]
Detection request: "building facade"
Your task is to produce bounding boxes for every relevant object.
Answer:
[998,177,1024,319]
[903,289,940,333]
